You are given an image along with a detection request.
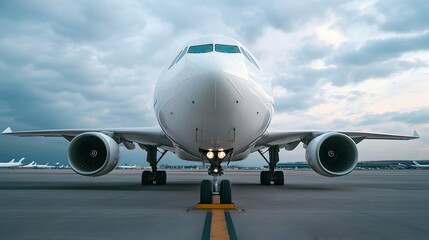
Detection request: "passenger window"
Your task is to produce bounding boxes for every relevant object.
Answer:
[215,44,240,53]
[188,44,213,53]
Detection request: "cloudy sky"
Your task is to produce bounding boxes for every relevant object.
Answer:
[0,0,428,167]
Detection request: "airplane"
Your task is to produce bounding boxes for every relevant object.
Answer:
[117,164,139,169]
[21,161,37,168]
[389,163,408,169]
[410,161,429,168]
[29,162,58,169]
[2,35,420,205]
[0,157,25,168]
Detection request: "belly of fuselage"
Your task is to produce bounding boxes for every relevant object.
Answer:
[156,72,272,160]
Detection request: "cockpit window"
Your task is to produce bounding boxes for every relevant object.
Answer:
[175,46,188,64]
[168,49,183,69]
[215,44,240,53]
[240,47,260,69]
[188,44,213,53]
[168,47,188,70]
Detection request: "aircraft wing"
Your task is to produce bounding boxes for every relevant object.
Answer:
[2,127,174,151]
[254,130,420,150]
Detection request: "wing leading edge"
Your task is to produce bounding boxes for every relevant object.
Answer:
[254,130,420,151]
[2,127,174,151]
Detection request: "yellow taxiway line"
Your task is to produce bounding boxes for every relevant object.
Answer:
[210,209,229,239]
[200,196,238,240]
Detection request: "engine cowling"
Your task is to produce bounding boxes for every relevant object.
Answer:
[306,132,358,177]
[68,132,120,176]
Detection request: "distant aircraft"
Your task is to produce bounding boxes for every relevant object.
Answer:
[117,164,139,169]
[31,162,57,169]
[21,161,37,168]
[389,163,409,169]
[0,157,25,168]
[410,161,429,168]
[2,35,420,204]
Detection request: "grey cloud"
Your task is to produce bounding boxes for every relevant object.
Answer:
[273,90,316,113]
[376,0,429,33]
[0,0,147,42]
[0,1,163,132]
[142,0,344,42]
[358,108,429,126]
[334,33,429,66]
[331,91,366,102]
[291,42,333,65]
[329,59,425,86]
[272,40,426,92]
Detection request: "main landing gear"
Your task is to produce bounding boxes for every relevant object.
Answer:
[258,146,284,185]
[199,149,233,204]
[141,147,168,185]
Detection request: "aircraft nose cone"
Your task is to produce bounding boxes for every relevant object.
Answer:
[191,73,242,113]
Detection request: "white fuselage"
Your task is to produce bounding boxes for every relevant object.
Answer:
[154,35,273,161]
[0,158,25,168]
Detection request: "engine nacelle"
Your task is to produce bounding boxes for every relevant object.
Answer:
[68,132,120,176]
[306,132,358,177]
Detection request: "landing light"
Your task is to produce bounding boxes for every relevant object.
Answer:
[218,151,226,159]
[207,151,214,159]
[213,168,219,173]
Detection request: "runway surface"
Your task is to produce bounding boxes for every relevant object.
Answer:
[0,169,428,240]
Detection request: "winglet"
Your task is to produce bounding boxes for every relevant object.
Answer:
[413,130,420,139]
[2,127,12,134]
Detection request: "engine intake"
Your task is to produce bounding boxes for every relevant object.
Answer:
[68,132,120,176]
[306,132,358,177]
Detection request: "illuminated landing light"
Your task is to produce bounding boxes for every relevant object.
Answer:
[218,151,226,159]
[207,151,214,159]
[213,168,219,173]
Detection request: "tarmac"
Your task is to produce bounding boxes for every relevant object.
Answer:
[0,169,428,240]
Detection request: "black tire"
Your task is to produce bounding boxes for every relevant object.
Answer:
[220,180,232,204]
[161,170,167,184]
[273,171,284,185]
[260,171,271,185]
[155,171,167,185]
[200,180,212,204]
[141,171,153,185]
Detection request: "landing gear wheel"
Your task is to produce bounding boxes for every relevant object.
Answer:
[160,170,167,184]
[200,180,213,204]
[141,171,153,185]
[260,171,271,185]
[273,171,284,185]
[219,180,232,204]
[155,170,167,185]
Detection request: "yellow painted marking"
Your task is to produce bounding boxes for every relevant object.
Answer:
[199,195,238,239]
[196,195,236,209]
[210,209,229,240]
[195,203,236,209]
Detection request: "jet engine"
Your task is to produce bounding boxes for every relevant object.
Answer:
[306,132,358,177]
[68,132,120,176]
